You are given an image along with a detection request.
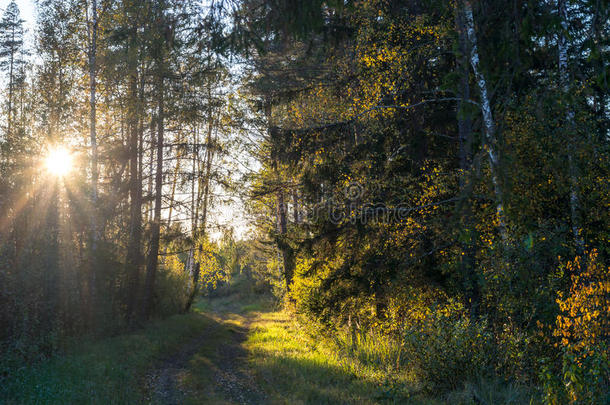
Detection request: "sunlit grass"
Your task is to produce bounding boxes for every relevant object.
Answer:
[244,308,538,404]
[244,311,421,404]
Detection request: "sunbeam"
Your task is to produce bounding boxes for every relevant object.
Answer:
[45,147,73,178]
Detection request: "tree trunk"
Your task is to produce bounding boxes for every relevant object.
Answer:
[166,136,183,229]
[276,188,294,291]
[87,0,99,320]
[200,126,213,239]
[143,71,164,319]
[125,63,142,323]
[7,26,14,140]
[184,70,216,313]
[183,127,199,313]
[191,126,197,233]
[558,0,585,253]
[456,3,479,318]
[147,115,156,224]
[462,0,508,243]
[266,100,295,292]
[293,188,301,224]
[88,0,98,227]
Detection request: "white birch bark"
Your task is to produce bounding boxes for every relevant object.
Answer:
[463,0,508,242]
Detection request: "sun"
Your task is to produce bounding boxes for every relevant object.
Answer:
[45,147,73,177]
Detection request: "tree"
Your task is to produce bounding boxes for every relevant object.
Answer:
[121,0,146,322]
[86,0,99,241]
[461,0,508,243]
[83,0,100,323]
[143,0,170,319]
[0,1,26,140]
[558,0,585,253]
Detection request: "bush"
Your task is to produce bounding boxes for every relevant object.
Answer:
[542,250,610,404]
[154,255,192,316]
[400,299,495,392]
[195,237,229,293]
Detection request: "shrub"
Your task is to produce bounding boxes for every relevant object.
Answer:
[195,237,229,293]
[543,250,610,404]
[155,254,192,316]
[400,299,495,392]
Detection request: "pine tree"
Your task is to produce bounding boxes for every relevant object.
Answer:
[0,1,26,140]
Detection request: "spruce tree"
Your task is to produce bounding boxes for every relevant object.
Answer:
[0,1,25,140]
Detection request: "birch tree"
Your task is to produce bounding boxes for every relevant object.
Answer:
[462,0,508,243]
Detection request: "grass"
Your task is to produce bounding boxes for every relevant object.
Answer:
[0,293,272,405]
[244,311,420,404]
[243,305,538,405]
[0,308,215,404]
[187,295,413,404]
[0,293,540,404]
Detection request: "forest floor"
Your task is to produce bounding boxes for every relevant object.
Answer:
[0,293,534,404]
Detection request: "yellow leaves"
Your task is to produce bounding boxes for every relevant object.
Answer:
[195,237,228,289]
[360,47,401,68]
[553,249,610,363]
[283,2,450,128]
[161,253,183,275]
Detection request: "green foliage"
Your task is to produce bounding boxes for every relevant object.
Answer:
[248,300,539,404]
[155,255,192,316]
[241,0,609,397]
[540,347,610,405]
[0,308,214,404]
[0,0,607,400]
[0,0,223,367]
[401,305,495,393]
[204,235,279,300]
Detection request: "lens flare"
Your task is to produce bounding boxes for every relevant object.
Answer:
[45,147,73,177]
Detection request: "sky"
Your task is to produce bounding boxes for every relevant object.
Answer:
[1,0,36,38]
[0,0,254,241]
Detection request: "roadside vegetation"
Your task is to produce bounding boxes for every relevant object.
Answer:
[0,273,597,404]
[0,309,213,404]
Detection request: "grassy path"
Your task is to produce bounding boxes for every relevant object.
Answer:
[0,298,258,404]
[0,295,428,404]
[190,296,415,404]
[155,298,267,404]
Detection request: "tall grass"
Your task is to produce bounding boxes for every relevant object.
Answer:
[246,311,414,404]
[0,310,214,404]
[268,310,541,404]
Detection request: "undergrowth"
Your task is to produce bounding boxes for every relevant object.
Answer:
[0,308,214,404]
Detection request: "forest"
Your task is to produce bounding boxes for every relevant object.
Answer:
[0,0,607,404]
